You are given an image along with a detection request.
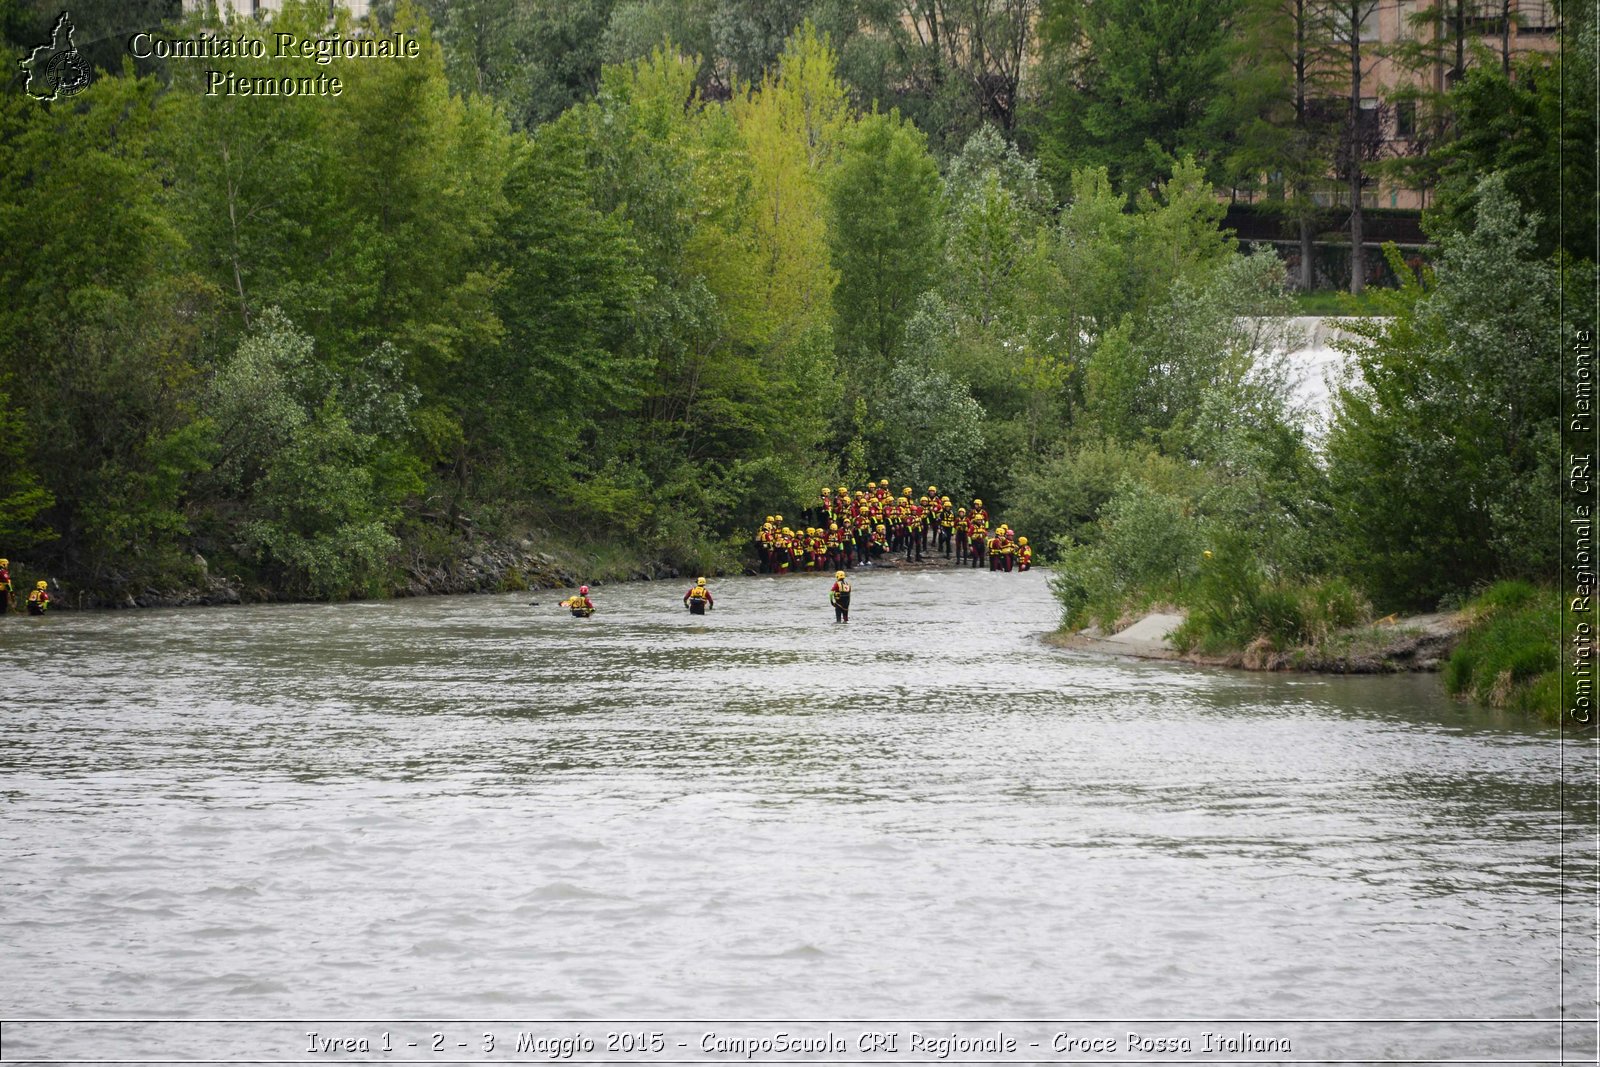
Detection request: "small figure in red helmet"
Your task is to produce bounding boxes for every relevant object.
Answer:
[561,585,596,617]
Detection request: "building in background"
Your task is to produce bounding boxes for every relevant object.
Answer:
[181,0,372,18]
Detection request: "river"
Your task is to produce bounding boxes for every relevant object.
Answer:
[1,568,1592,1063]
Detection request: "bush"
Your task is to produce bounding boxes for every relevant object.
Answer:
[1172,538,1370,655]
[1444,581,1559,719]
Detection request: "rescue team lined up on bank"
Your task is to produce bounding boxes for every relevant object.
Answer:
[754,481,1033,574]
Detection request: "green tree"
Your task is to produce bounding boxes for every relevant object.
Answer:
[874,360,986,500]
[1325,175,1562,609]
[1419,50,1594,264]
[827,109,942,379]
[1227,0,1342,289]
[1029,0,1253,194]
[0,389,54,551]
[0,70,215,585]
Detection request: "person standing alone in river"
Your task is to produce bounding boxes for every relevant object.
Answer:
[829,570,851,623]
[0,558,11,613]
[684,577,714,615]
[26,580,49,615]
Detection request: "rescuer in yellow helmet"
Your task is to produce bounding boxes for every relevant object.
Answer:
[683,576,714,615]
[829,570,852,623]
[26,579,50,615]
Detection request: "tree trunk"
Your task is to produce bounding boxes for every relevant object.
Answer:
[1348,3,1365,295]
[1500,0,1511,75]
[1299,215,1315,290]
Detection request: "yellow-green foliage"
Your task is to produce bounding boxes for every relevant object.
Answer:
[1444,582,1560,720]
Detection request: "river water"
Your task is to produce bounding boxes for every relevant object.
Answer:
[2,568,1593,1063]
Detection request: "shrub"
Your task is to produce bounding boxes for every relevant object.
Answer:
[1445,581,1559,719]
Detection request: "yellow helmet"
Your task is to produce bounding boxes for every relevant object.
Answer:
[0,558,7,566]
[878,479,889,487]
[783,527,792,534]
[36,580,47,589]
[1019,537,1028,545]
[958,507,967,514]
[835,570,845,579]
[829,522,838,531]
[775,514,784,522]
[696,577,706,586]
[941,496,951,504]
[898,496,908,504]
[822,486,832,494]
[973,498,983,507]
[902,486,912,496]
[918,495,929,504]
[928,485,937,493]
[837,485,848,494]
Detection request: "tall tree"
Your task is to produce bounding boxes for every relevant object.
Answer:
[826,109,942,378]
[1228,0,1342,288]
[1326,176,1563,608]
[0,72,213,583]
[1029,0,1252,195]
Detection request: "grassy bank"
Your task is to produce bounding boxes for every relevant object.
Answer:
[1291,289,1393,316]
[1442,582,1561,721]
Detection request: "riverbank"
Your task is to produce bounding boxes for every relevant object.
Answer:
[1048,609,1470,674]
[8,533,979,611]
[8,530,685,611]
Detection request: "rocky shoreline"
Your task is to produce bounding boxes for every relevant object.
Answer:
[1047,610,1470,674]
[25,536,987,611]
[45,536,654,610]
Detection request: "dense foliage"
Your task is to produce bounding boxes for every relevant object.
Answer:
[0,0,1589,679]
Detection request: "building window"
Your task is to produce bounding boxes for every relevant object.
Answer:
[1519,0,1557,31]
[1395,0,1413,38]
[1357,96,1382,139]
[1467,0,1508,36]
[1355,0,1381,41]
[1395,100,1416,138]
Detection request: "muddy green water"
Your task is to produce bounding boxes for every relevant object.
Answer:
[1,568,1592,1062]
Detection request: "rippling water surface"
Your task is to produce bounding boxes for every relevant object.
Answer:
[1,568,1591,1060]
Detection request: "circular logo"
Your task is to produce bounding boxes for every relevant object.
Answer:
[45,49,93,98]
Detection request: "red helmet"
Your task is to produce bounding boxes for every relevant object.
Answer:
[579,585,589,594]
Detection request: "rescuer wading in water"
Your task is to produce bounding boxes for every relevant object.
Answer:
[561,585,595,617]
[829,570,851,623]
[684,577,713,615]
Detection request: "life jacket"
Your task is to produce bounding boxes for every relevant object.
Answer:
[0,567,10,591]
[688,586,709,601]
[1019,546,1033,563]
[27,589,48,613]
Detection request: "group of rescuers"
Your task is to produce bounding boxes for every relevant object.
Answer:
[0,559,50,616]
[560,481,1033,625]
[754,481,1033,575]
